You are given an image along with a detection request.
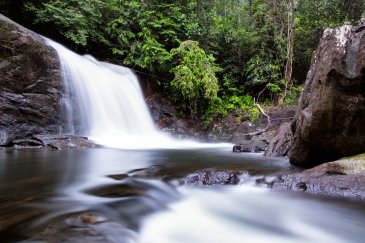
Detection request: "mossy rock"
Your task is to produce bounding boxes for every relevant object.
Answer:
[332,153,365,174]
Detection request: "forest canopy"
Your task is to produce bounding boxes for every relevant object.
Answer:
[1,0,364,125]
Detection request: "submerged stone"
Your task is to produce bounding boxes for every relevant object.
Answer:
[24,213,138,243]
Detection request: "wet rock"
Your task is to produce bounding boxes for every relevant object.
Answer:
[264,122,293,157]
[274,173,365,199]
[254,175,283,188]
[273,154,365,199]
[289,20,365,166]
[32,134,102,150]
[86,183,144,198]
[233,144,252,153]
[208,106,295,152]
[236,121,255,132]
[10,138,44,149]
[147,94,177,128]
[207,111,272,143]
[207,116,251,142]
[181,168,284,189]
[108,165,187,185]
[183,168,251,186]
[5,135,101,150]
[233,132,273,153]
[146,94,204,139]
[231,121,273,153]
[108,174,129,181]
[0,14,64,145]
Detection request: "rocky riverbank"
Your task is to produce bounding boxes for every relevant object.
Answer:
[147,92,297,151]
[8,134,102,150]
[105,155,365,200]
[272,154,365,199]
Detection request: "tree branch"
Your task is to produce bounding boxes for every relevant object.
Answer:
[244,99,271,136]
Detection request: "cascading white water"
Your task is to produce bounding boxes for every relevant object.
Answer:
[139,186,365,243]
[46,39,222,149]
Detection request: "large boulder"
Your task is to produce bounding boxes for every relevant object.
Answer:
[0,14,63,145]
[289,20,365,166]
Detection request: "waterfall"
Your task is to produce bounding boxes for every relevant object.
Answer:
[46,39,231,149]
[46,39,183,149]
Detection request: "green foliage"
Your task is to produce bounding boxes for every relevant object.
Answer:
[294,0,365,80]
[248,107,260,121]
[7,0,362,127]
[244,55,285,102]
[283,85,303,105]
[245,56,281,86]
[170,40,220,118]
[108,1,189,72]
[202,94,258,128]
[26,0,195,74]
[26,0,111,46]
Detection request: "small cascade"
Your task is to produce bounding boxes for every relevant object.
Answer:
[46,39,203,149]
[139,186,365,243]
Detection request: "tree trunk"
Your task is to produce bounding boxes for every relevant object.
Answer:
[196,0,202,20]
[279,0,295,104]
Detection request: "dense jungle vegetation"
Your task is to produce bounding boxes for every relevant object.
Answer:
[1,0,364,126]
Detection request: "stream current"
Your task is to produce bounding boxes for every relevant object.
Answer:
[1,148,365,242]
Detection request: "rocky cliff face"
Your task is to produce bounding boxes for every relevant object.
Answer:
[0,14,63,145]
[289,19,365,166]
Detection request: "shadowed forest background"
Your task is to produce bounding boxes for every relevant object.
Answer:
[1,0,364,127]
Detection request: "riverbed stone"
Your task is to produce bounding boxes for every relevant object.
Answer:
[0,14,63,146]
[32,134,102,150]
[273,154,365,199]
[289,20,365,166]
[183,168,251,186]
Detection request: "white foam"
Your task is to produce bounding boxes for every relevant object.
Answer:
[139,186,365,243]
